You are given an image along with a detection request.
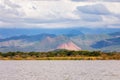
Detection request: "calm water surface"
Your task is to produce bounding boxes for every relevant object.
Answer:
[0,60,120,80]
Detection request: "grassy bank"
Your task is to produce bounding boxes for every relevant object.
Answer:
[0,56,120,60]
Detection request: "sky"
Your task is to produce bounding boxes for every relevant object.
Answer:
[0,0,120,29]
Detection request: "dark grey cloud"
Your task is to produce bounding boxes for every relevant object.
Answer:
[80,13,102,22]
[76,3,120,22]
[75,3,120,25]
[75,4,111,22]
[77,4,110,15]
[114,14,120,19]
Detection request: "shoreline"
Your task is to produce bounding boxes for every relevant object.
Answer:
[0,56,120,60]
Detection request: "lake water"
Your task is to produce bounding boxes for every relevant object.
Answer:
[0,60,120,80]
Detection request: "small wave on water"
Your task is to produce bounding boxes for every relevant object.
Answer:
[0,60,120,80]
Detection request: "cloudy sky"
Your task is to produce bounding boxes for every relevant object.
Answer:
[0,0,120,28]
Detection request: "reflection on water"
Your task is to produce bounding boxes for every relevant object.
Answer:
[0,60,120,80]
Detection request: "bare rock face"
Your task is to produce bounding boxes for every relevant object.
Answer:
[57,41,81,51]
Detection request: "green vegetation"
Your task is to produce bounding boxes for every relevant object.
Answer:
[0,50,120,60]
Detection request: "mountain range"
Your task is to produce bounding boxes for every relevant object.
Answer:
[0,28,120,52]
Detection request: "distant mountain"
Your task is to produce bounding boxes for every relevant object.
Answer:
[91,37,120,48]
[0,34,56,42]
[0,34,71,52]
[0,29,119,52]
[0,28,120,38]
[91,31,120,51]
[57,41,81,51]
[109,32,120,37]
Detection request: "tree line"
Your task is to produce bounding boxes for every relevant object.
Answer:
[0,49,120,60]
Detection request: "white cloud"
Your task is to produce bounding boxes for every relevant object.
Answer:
[71,0,120,2]
[0,0,120,28]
